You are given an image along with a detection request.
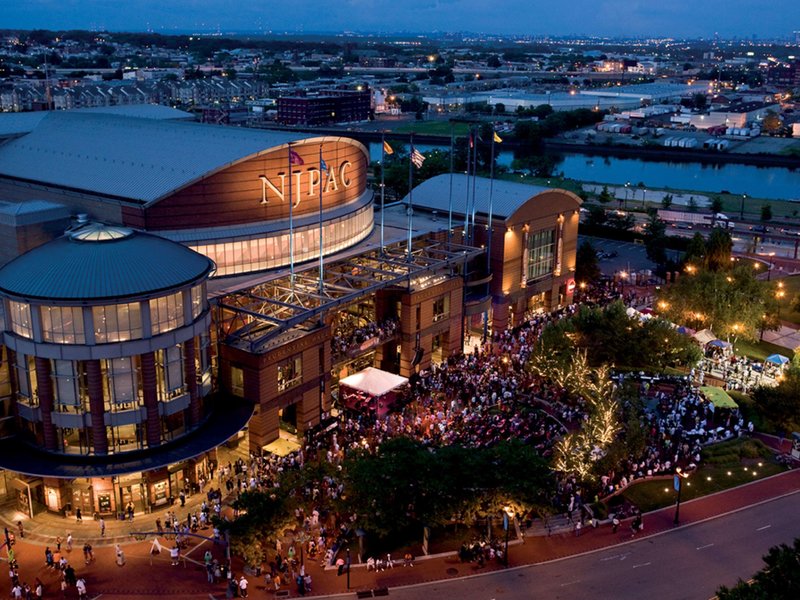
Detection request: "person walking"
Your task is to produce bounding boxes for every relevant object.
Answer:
[17,521,24,539]
[115,544,125,566]
[76,577,87,600]
[76,508,82,523]
[99,518,105,537]
[238,575,249,598]
[66,533,73,552]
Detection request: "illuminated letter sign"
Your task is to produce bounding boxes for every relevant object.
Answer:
[259,160,354,206]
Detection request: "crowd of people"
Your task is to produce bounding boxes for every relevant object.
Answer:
[331,318,399,357]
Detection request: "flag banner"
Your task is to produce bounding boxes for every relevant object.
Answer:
[383,140,394,155]
[411,147,426,168]
[493,131,503,143]
[320,157,328,172]
[469,133,474,149]
[289,148,304,165]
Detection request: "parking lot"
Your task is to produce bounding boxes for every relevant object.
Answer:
[580,236,659,276]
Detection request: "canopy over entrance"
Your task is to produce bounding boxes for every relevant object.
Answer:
[700,386,738,409]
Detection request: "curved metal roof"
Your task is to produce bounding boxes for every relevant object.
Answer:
[0,111,315,204]
[403,173,556,220]
[0,224,214,301]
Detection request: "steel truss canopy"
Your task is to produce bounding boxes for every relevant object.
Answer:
[220,238,483,353]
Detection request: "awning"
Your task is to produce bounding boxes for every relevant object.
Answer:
[339,367,408,397]
[707,339,731,349]
[700,386,738,409]
[765,354,790,366]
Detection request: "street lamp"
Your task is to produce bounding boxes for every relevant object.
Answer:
[673,467,690,525]
[503,506,515,567]
[346,547,351,590]
[624,182,631,210]
[619,270,628,294]
[740,193,747,220]
[767,253,775,281]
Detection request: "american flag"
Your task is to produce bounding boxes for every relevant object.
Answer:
[289,148,304,165]
[410,147,426,169]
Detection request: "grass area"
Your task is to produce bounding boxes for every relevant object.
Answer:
[734,339,795,362]
[395,121,471,136]
[775,274,800,326]
[620,438,784,512]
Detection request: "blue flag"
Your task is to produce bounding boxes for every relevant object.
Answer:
[320,158,328,172]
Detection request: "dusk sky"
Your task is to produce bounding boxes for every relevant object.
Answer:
[0,0,798,38]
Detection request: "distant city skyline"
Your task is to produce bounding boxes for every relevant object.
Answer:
[0,0,799,39]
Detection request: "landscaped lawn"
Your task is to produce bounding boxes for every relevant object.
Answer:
[619,438,786,512]
[734,338,795,362]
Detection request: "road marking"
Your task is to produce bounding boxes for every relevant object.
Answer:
[632,562,651,569]
[756,525,771,531]
[600,552,630,562]
[560,580,582,587]
[696,543,715,550]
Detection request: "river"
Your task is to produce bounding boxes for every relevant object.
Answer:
[368,143,800,202]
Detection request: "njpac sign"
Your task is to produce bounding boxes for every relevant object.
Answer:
[259,160,355,208]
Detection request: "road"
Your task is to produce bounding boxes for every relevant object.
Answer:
[320,491,800,600]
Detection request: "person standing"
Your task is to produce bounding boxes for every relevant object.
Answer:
[17,521,24,539]
[99,518,105,537]
[66,533,73,552]
[115,544,125,566]
[76,508,82,523]
[238,576,249,598]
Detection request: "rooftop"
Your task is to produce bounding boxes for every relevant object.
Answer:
[0,223,214,301]
[0,111,313,205]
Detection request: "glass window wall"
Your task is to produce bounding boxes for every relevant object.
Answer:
[527,228,556,282]
[277,355,302,392]
[191,285,205,320]
[14,354,38,407]
[8,301,33,339]
[93,303,143,343]
[53,359,82,413]
[191,204,373,277]
[41,306,85,344]
[156,345,184,400]
[149,293,185,335]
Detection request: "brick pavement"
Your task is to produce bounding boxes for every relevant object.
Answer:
[2,467,798,599]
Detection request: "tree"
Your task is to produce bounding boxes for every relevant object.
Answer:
[761,110,782,134]
[494,102,506,114]
[688,196,699,212]
[710,195,724,214]
[661,193,674,210]
[486,55,502,68]
[657,265,777,340]
[644,211,668,265]
[585,205,607,228]
[575,241,602,284]
[717,537,800,599]
[750,367,800,432]
[761,204,773,222]
[684,232,707,266]
[597,185,614,204]
[705,227,733,271]
[693,93,708,110]
[605,211,635,231]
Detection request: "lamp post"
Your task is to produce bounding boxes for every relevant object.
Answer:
[346,547,351,590]
[767,253,775,281]
[740,193,747,220]
[503,506,515,567]
[673,467,690,525]
[624,182,631,210]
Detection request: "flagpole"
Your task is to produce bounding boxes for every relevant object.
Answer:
[487,131,496,271]
[464,127,471,244]
[407,134,414,262]
[448,123,454,246]
[381,133,386,253]
[288,143,295,288]
[484,131,497,343]
[318,144,324,294]
[471,129,478,245]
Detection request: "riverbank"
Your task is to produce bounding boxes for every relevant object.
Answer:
[545,139,800,169]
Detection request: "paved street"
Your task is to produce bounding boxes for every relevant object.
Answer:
[319,489,800,600]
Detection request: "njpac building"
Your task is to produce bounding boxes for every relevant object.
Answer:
[0,106,579,519]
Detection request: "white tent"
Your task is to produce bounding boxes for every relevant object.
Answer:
[339,367,408,397]
[692,329,717,345]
